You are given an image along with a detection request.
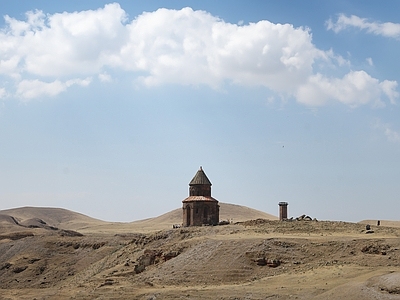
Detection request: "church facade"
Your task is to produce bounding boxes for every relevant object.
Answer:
[182,167,219,226]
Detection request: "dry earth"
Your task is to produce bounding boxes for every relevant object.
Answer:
[0,204,399,299]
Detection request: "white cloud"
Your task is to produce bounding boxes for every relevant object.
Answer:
[118,8,324,91]
[16,77,91,100]
[327,14,400,39]
[0,87,6,98]
[0,5,397,107]
[17,80,66,99]
[0,56,21,79]
[1,3,128,78]
[98,72,112,82]
[66,77,92,87]
[296,70,397,108]
[366,57,373,66]
[380,80,399,105]
[374,119,400,143]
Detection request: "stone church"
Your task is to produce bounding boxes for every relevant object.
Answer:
[182,167,219,226]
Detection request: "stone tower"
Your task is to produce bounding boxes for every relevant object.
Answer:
[182,167,219,226]
[279,202,288,220]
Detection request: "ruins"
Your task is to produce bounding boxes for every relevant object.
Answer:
[182,167,219,226]
[279,202,288,221]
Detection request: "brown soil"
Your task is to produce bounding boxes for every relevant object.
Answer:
[0,205,399,299]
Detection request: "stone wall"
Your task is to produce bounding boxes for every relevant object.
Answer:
[182,202,219,226]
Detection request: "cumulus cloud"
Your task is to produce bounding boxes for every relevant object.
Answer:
[327,14,400,39]
[16,80,66,99]
[116,7,324,91]
[0,4,397,107]
[2,4,127,77]
[296,71,397,107]
[16,77,91,100]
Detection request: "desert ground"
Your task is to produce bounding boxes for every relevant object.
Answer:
[0,203,399,300]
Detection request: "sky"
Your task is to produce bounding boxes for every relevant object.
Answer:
[0,1,399,222]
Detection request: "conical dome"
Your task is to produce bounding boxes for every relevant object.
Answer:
[189,166,212,186]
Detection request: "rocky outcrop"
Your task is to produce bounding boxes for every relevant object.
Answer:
[132,248,181,274]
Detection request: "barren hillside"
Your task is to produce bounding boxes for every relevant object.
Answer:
[1,205,400,299]
[0,206,106,231]
[0,203,278,234]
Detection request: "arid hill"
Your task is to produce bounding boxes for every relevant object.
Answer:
[0,204,400,299]
[0,203,278,234]
[0,206,106,231]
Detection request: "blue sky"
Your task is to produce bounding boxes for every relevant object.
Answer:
[1,1,400,222]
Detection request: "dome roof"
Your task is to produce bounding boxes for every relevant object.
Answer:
[182,196,218,203]
[189,166,212,186]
